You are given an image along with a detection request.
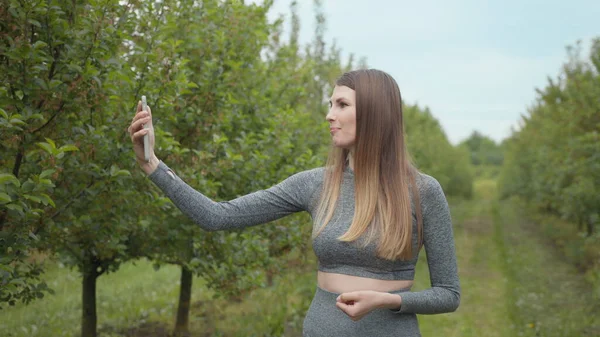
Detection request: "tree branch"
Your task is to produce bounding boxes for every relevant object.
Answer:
[49,179,95,221]
[31,101,65,134]
[31,177,96,236]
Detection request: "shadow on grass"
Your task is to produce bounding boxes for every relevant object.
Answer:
[100,321,171,337]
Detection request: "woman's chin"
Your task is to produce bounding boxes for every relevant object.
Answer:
[331,141,353,150]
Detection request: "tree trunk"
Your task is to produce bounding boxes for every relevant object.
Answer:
[267,269,274,287]
[174,265,193,337]
[81,266,98,337]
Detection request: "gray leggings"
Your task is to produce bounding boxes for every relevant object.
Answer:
[303,286,421,337]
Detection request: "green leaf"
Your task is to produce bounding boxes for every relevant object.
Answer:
[0,173,20,187]
[32,40,47,49]
[38,178,53,186]
[39,169,56,179]
[34,78,48,90]
[0,192,11,204]
[22,181,35,193]
[38,193,56,207]
[36,142,54,154]
[44,138,56,149]
[0,108,7,119]
[9,118,26,125]
[9,278,25,286]
[58,145,79,153]
[111,169,131,178]
[7,6,18,19]
[5,204,23,212]
[66,64,83,73]
[23,194,42,203]
[29,232,40,241]
[49,80,62,89]
[27,19,42,28]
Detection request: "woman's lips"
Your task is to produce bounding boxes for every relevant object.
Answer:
[330,127,340,133]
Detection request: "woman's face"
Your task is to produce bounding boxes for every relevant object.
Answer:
[326,85,356,149]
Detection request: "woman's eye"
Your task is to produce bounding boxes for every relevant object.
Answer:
[340,102,348,107]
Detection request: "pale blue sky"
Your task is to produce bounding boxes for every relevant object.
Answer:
[258,0,600,144]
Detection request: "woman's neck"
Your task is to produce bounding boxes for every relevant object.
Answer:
[348,150,354,171]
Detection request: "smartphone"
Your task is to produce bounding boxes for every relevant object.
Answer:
[141,96,150,162]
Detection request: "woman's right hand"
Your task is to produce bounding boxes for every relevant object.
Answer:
[128,101,159,175]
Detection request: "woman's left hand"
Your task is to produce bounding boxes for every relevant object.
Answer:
[335,290,400,321]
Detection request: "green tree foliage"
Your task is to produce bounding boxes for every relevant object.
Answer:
[404,104,474,199]
[460,130,504,166]
[500,38,600,236]
[0,0,132,313]
[458,130,504,179]
[0,2,157,336]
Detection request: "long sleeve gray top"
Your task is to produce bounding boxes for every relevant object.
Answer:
[148,161,460,315]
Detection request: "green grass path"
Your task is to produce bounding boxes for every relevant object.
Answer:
[493,195,600,337]
[416,179,599,337]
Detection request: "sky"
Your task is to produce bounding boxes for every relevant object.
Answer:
[256,0,600,144]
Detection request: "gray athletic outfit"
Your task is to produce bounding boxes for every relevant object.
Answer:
[148,161,460,336]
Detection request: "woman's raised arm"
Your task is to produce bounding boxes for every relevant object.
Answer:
[147,161,322,231]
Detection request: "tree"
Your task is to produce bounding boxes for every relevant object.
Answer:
[404,105,474,199]
[500,37,600,236]
[459,130,504,166]
[0,1,163,336]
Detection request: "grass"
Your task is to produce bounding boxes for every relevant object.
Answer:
[0,257,316,337]
[2,178,599,336]
[0,259,204,337]
[494,197,600,337]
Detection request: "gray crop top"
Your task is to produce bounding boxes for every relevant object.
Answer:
[148,161,460,314]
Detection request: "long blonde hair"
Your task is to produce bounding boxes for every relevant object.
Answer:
[314,69,423,260]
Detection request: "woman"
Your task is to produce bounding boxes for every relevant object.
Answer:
[128,69,460,336]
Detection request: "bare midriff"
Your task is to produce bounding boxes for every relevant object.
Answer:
[317,271,414,293]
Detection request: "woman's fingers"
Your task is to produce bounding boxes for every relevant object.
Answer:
[129,116,151,134]
[128,101,153,143]
[131,128,149,141]
[135,101,152,117]
[132,111,150,124]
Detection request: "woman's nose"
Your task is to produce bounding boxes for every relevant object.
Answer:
[326,109,335,122]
